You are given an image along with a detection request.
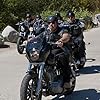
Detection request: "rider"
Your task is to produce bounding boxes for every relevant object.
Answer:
[55,11,64,26]
[66,11,86,67]
[46,15,72,89]
[35,14,42,20]
[33,14,45,35]
[34,14,44,26]
[25,13,35,28]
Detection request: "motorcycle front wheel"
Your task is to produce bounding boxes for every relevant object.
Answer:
[78,56,86,69]
[64,68,76,95]
[20,74,42,100]
[17,37,24,54]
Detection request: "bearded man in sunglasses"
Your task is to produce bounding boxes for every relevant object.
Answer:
[46,15,72,89]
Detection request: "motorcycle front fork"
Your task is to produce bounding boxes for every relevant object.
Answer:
[35,62,45,96]
[27,62,45,96]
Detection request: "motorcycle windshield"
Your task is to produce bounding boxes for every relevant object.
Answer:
[26,36,44,53]
[26,34,51,62]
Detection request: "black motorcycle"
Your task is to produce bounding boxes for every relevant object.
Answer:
[16,21,35,54]
[69,23,86,70]
[72,36,86,70]
[20,34,76,100]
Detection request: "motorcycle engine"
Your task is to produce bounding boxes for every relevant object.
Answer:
[49,75,63,94]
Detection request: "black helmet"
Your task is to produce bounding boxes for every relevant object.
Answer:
[55,11,60,17]
[67,11,75,17]
[36,14,41,19]
[55,12,63,20]
[47,16,58,23]
[26,13,31,18]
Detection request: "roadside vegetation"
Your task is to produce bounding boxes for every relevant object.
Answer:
[0,0,100,30]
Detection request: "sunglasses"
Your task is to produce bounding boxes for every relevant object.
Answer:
[48,21,55,24]
[68,16,74,18]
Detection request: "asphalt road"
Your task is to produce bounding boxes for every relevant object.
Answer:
[0,27,100,100]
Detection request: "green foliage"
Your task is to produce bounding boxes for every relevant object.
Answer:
[74,8,92,18]
[41,10,54,20]
[0,0,100,30]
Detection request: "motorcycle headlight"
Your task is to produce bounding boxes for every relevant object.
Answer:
[21,26,25,31]
[30,48,39,61]
[29,27,33,32]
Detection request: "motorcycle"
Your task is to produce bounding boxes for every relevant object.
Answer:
[68,23,86,70]
[20,33,76,100]
[72,36,86,70]
[16,21,35,54]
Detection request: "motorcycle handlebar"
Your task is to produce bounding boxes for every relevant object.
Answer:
[47,42,57,46]
[47,42,67,52]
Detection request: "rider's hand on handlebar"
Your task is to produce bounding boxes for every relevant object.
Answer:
[55,41,63,47]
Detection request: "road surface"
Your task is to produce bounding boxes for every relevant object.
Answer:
[0,27,100,100]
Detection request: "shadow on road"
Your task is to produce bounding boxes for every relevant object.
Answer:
[79,65,100,74]
[86,58,96,62]
[52,89,100,100]
[0,44,10,48]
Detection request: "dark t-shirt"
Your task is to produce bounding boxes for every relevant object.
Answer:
[69,19,83,38]
[48,26,69,43]
[45,26,71,51]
